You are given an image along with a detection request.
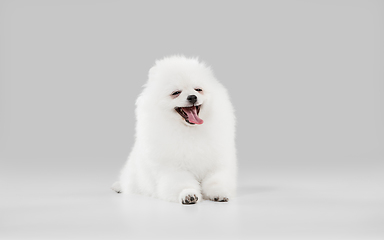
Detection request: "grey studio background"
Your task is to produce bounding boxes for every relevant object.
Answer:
[1,0,383,240]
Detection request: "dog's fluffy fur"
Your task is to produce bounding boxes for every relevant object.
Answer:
[112,56,237,204]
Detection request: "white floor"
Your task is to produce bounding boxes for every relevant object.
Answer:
[1,159,383,240]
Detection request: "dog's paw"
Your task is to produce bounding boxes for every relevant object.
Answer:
[202,185,231,202]
[179,189,202,205]
[182,194,198,204]
[212,196,229,202]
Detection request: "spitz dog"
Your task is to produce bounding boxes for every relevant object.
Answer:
[112,56,237,204]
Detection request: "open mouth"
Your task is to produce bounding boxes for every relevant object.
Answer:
[175,105,204,125]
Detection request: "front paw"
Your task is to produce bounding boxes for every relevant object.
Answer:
[204,194,229,202]
[212,196,229,202]
[202,185,232,202]
[179,189,202,205]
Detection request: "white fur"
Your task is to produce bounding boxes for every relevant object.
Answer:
[113,56,237,204]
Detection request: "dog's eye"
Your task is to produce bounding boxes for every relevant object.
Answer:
[195,88,203,92]
[171,91,181,96]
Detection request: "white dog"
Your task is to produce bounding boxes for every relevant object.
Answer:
[112,56,237,204]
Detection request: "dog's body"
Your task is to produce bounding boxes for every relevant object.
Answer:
[113,56,237,204]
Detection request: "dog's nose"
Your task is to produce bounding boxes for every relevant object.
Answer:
[187,95,197,104]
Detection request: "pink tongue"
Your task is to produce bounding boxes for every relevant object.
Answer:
[182,107,204,124]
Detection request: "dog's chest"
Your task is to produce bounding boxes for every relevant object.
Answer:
[153,135,219,172]
[174,139,219,174]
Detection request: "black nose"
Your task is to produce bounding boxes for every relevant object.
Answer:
[187,95,197,104]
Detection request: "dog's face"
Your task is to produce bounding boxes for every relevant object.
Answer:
[171,85,205,126]
[143,57,216,127]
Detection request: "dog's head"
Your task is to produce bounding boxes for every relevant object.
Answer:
[140,56,218,126]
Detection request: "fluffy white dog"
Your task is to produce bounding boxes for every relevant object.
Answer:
[112,56,237,204]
